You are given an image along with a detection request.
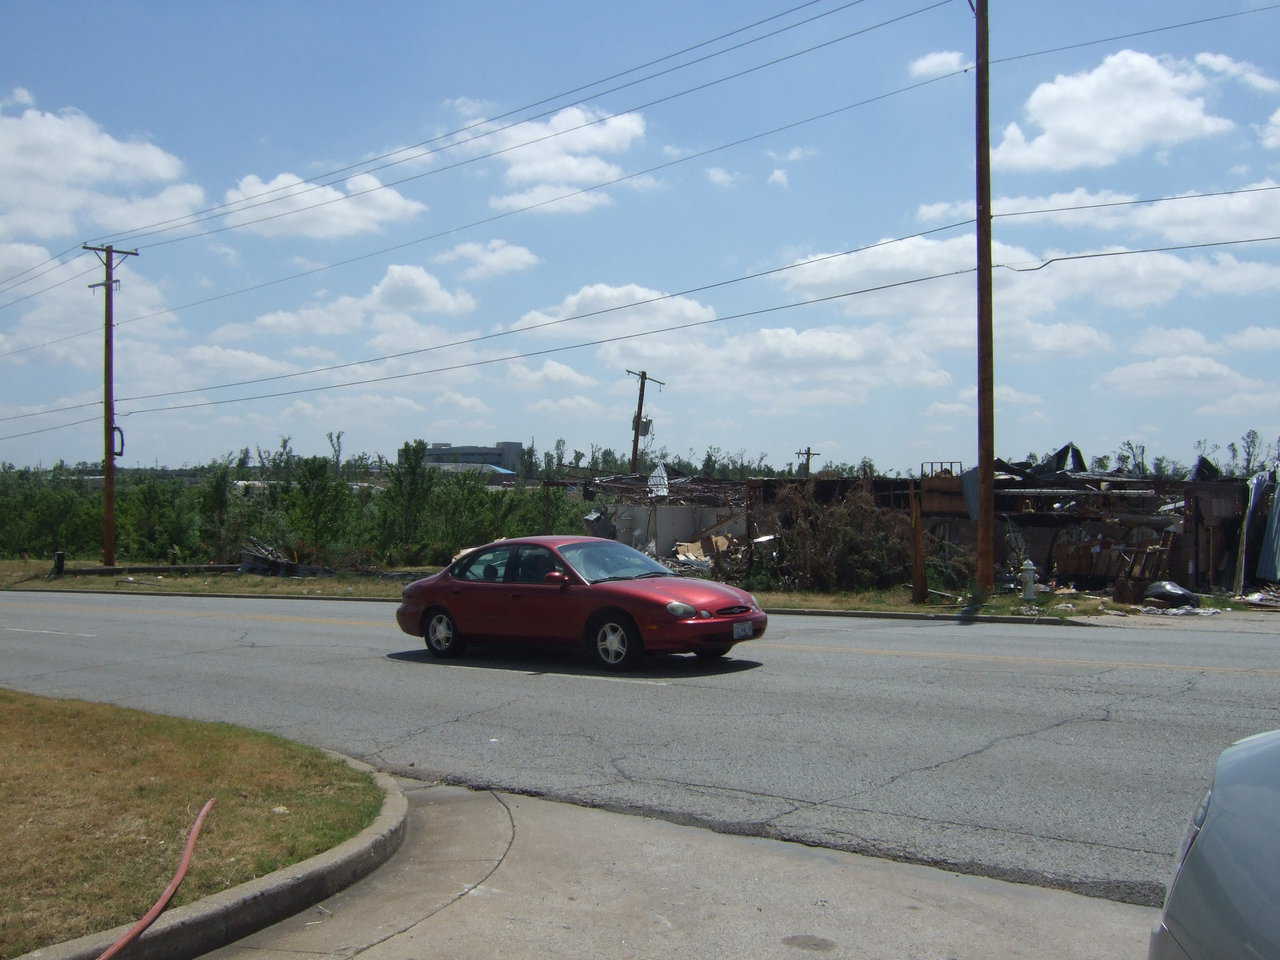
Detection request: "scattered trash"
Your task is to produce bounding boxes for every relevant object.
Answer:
[1053,603,1076,611]
[1099,608,1128,616]
[1137,606,1223,616]
[271,805,290,814]
[1143,581,1199,608]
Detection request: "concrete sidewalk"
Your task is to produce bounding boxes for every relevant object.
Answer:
[206,781,1156,960]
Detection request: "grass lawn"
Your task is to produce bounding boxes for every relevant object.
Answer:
[4,557,1234,618]
[0,689,384,959]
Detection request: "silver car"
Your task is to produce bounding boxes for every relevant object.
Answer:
[1149,729,1280,959]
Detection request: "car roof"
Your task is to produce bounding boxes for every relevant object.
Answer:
[478,535,609,550]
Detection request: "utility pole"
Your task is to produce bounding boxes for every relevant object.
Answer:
[974,0,996,595]
[84,243,138,567]
[794,447,820,476]
[626,369,663,473]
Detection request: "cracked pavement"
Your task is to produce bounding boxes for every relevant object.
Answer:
[4,592,1279,906]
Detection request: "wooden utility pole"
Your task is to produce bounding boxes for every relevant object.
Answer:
[84,243,138,567]
[626,369,663,473]
[794,447,820,476]
[974,0,995,595]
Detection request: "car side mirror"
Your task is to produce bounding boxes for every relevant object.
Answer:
[544,570,569,588]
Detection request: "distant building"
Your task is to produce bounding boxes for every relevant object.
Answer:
[420,441,523,473]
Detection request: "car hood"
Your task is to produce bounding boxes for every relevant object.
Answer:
[600,576,753,609]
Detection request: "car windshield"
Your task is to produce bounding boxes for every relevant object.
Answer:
[559,540,673,583]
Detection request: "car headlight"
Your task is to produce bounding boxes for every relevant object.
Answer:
[666,601,697,618]
[748,593,760,609]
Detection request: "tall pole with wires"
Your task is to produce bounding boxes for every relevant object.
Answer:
[84,244,138,567]
[974,0,995,595]
[627,369,663,474]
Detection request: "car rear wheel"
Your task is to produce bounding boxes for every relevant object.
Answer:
[695,643,732,660]
[424,608,465,658]
[589,615,642,670]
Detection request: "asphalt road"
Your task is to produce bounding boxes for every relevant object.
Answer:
[4,590,1278,905]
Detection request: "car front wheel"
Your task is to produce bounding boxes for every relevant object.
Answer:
[589,615,641,670]
[424,608,465,658]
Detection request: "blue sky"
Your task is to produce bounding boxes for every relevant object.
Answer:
[2,0,1279,472]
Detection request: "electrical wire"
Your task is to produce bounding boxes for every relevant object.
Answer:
[93,0,883,247]
[0,268,977,441]
[97,0,1280,250]
[0,263,100,313]
[0,219,977,423]
[126,0,951,249]
[0,247,87,295]
[6,230,1279,439]
[996,234,1280,272]
[5,4,1279,354]
[0,63,970,362]
[87,0,849,248]
[991,3,1280,67]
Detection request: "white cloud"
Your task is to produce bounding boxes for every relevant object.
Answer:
[1223,326,1280,351]
[513,283,715,341]
[909,51,971,78]
[992,51,1233,171]
[488,183,612,214]
[508,360,597,388]
[530,395,606,417]
[435,238,539,280]
[0,98,203,239]
[222,172,425,238]
[184,345,296,378]
[706,167,741,188]
[766,146,816,162]
[1261,109,1280,149]
[471,106,646,214]
[1194,53,1280,94]
[1,87,34,108]
[768,169,789,188]
[1099,355,1262,397]
[224,264,474,341]
[1132,326,1221,357]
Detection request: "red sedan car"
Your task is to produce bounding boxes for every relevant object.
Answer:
[396,535,767,669]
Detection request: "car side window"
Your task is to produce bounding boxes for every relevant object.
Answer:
[455,546,511,582]
[511,546,565,584]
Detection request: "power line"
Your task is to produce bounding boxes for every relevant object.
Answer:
[0,247,86,295]
[7,230,1279,436]
[0,263,100,313]
[94,0,885,247]
[991,3,1280,66]
[101,0,1280,250]
[128,1,951,250]
[0,63,970,361]
[0,219,977,423]
[1,268,977,441]
[5,178,1279,372]
[85,0,849,252]
[6,4,1280,355]
[994,183,1280,220]
[997,234,1280,272]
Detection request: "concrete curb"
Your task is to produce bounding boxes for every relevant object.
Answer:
[20,754,407,960]
[5,587,1098,625]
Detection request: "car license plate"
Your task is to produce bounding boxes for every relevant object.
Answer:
[732,620,753,640]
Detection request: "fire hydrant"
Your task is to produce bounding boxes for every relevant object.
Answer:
[1019,559,1038,601]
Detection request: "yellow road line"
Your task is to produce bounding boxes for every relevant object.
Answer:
[5,597,1277,676]
[0,598,387,629]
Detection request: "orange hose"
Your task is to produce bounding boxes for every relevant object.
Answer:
[95,798,216,960]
